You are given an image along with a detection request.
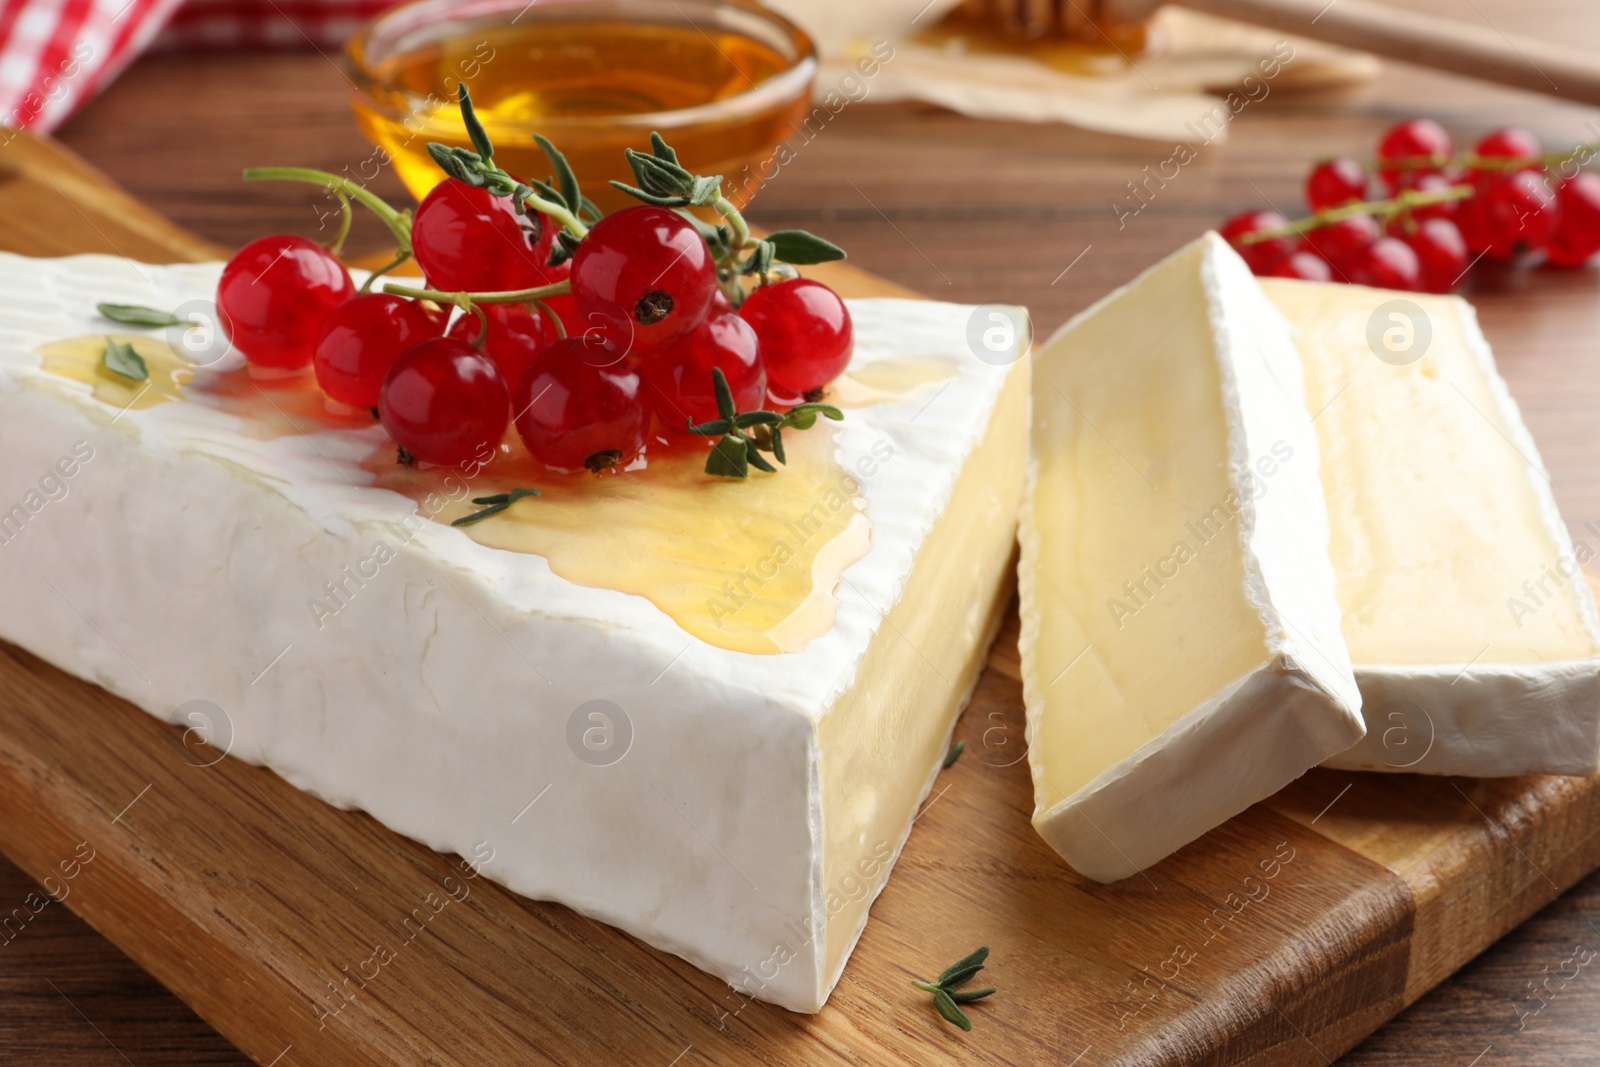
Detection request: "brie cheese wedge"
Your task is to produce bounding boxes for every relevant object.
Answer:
[1263,278,1600,776]
[0,253,1029,1012]
[1019,233,1364,883]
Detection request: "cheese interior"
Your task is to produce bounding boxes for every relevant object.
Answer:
[817,355,1026,979]
[1029,239,1270,811]
[1262,279,1600,665]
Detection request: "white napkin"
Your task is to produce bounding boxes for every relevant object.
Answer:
[766,1,1377,141]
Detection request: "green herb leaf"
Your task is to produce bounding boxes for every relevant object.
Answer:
[932,990,972,1032]
[458,84,496,163]
[768,424,786,465]
[939,961,987,990]
[451,487,540,527]
[704,435,748,479]
[549,230,582,268]
[745,440,777,474]
[943,740,965,768]
[711,367,738,422]
[733,410,783,429]
[101,337,148,382]
[938,946,989,987]
[782,402,844,431]
[766,229,848,265]
[739,239,776,277]
[649,131,680,166]
[535,133,582,218]
[947,987,995,1003]
[427,143,484,186]
[97,303,183,328]
[578,195,603,224]
[608,180,689,209]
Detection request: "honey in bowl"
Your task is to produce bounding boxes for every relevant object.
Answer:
[346,0,817,212]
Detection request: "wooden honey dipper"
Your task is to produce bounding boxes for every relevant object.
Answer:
[962,0,1600,107]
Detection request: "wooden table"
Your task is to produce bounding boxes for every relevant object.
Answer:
[5,0,1600,1061]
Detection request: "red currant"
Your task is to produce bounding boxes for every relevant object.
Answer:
[1377,119,1452,192]
[513,337,649,472]
[1306,157,1367,211]
[412,178,554,292]
[447,303,558,385]
[641,312,766,430]
[378,337,510,466]
[1302,214,1380,270]
[1347,236,1421,291]
[1266,251,1333,282]
[1404,218,1469,292]
[313,294,444,408]
[1457,170,1557,260]
[217,235,355,369]
[1402,172,1462,224]
[1219,210,1295,273]
[570,206,716,357]
[1473,126,1543,179]
[738,279,853,398]
[1545,173,1600,267]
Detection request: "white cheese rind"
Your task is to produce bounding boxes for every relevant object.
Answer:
[0,254,1026,1012]
[1019,234,1364,883]
[1261,278,1600,776]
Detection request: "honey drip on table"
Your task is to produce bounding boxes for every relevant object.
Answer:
[35,336,957,656]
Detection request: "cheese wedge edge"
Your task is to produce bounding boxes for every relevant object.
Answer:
[1262,277,1600,777]
[1019,233,1364,882]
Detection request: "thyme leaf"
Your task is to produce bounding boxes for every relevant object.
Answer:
[101,337,148,382]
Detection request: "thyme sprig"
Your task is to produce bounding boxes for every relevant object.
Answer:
[611,132,845,303]
[912,946,995,1032]
[451,488,541,527]
[425,84,596,253]
[686,368,842,479]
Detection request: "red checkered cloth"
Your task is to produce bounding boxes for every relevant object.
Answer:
[0,0,400,134]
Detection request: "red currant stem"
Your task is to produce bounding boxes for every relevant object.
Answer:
[1238,183,1473,243]
[326,191,352,258]
[357,249,413,295]
[527,298,567,341]
[511,187,589,239]
[464,302,489,349]
[1364,141,1600,173]
[381,280,572,305]
[243,167,414,254]
[712,194,752,269]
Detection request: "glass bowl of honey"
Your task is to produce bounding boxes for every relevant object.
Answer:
[345,0,817,212]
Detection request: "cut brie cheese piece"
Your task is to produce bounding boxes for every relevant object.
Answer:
[1263,278,1600,776]
[0,253,1030,1012]
[1019,233,1364,883]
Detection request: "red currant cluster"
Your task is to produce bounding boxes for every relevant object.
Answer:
[1219,118,1600,293]
[207,87,855,478]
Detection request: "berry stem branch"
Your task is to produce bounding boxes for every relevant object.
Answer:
[243,167,414,253]
[1240,183,1473,243]
[1366,141,1600,173]
[381,280,572,305]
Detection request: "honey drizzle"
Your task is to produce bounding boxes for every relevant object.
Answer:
[33,336,958,656]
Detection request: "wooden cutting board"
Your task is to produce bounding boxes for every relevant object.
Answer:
[2,131,1598,1067]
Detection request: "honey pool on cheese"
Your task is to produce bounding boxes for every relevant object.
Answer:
[1020,233,1364,883]
[1263,278,1600,776]
[0,252,1028,1012]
